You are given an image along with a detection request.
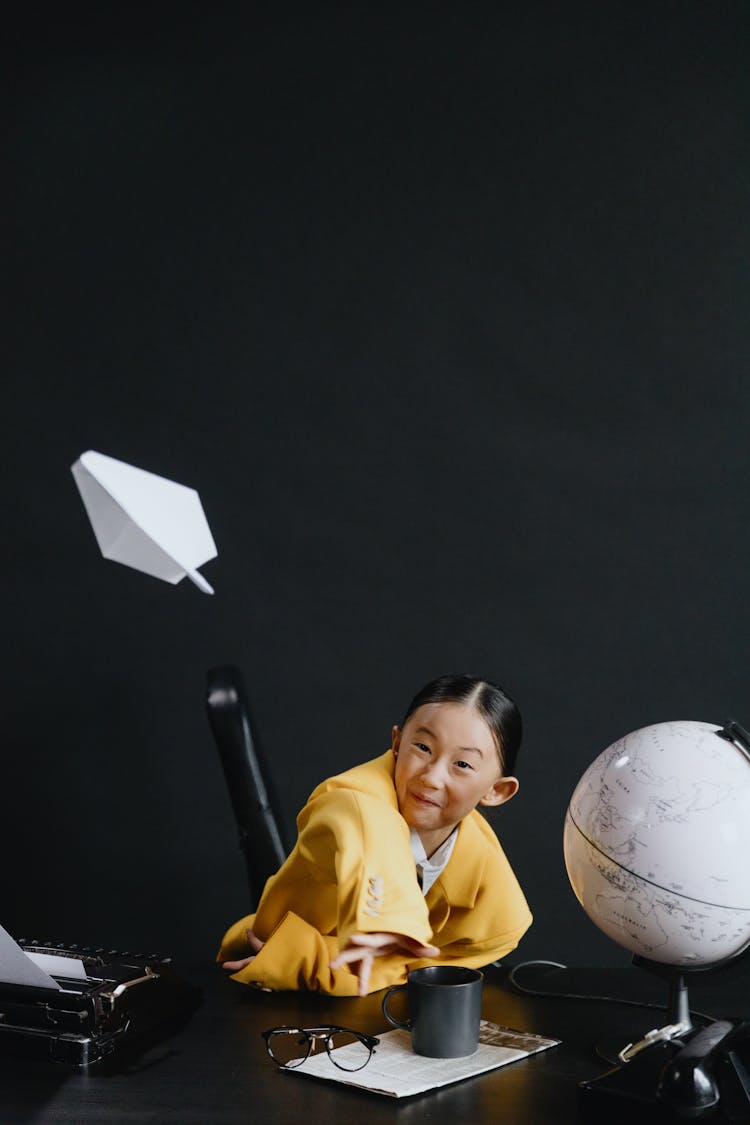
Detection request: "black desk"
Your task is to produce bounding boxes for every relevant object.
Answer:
[1,962,747,1124]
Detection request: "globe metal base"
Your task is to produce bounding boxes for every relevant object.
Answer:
[596,953,750,1066]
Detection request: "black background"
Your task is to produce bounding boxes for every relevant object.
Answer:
[5,3,747,969]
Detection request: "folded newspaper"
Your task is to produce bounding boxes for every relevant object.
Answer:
[282,1020,560,1098]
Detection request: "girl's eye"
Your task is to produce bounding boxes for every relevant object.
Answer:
[414,743,430,753]
[455,760,473,771]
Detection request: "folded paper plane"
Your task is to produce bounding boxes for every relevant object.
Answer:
[71,450,217,594]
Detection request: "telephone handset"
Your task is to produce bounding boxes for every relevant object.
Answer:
[656,1019,733,1118]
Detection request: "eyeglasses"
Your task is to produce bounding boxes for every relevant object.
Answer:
[261,1025,380,1071]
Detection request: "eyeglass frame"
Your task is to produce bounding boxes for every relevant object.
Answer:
[261,1024,380,1071]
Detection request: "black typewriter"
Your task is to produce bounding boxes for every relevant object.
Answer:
[0,938,201,1066]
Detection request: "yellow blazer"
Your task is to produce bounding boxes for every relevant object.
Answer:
[217,751,532,995]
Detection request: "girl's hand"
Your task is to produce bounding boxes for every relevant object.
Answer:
[330,932,440,996]
[221,927,265,972]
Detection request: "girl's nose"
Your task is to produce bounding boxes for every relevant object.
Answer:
[419,762,443,788]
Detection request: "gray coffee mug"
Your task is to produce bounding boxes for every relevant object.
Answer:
[381,965,483,1057]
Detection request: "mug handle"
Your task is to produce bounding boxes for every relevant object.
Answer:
[381,984,411,1030]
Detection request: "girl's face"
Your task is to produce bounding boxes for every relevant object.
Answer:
[392,701,519,857]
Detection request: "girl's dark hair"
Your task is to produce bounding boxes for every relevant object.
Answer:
[402,673,522,776]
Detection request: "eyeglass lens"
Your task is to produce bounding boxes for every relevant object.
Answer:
[267,1029,311,1068]
[324,1029,373,1071]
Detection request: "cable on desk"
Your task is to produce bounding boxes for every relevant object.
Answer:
[507,960,715,1024]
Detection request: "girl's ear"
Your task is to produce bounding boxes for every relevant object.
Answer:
[479,776,519,808]
[391,725,402,758]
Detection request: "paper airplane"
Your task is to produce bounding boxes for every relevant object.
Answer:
[71,450,217,594]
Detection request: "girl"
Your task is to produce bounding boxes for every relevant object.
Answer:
[218,673,531,996]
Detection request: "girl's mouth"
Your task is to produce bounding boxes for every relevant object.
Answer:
[411,792,440,809]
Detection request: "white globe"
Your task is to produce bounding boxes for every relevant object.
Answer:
[564,721,750,967]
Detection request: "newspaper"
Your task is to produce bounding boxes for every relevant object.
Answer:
[282,1020,561,1098]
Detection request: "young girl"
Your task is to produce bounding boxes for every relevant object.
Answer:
[218,673,532,996]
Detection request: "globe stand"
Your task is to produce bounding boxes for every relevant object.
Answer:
[635,953,746,1021]
[595,957,693,1066]
[594,964,692,1068]
[631,950,750,1035]
[584,955,750,1122]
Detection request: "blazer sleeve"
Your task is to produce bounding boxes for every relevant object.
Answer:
[217,787,433,994]
[221,911,360,994]
[293,787,433,949]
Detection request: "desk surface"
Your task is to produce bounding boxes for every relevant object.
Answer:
[1,961,748,1124]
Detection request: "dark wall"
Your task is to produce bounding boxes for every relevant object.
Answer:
[5,4,747,968]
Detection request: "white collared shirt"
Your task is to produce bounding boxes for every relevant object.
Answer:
[409,827,458,896]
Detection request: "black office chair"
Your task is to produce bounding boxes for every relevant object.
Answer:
[206,666,288,907]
